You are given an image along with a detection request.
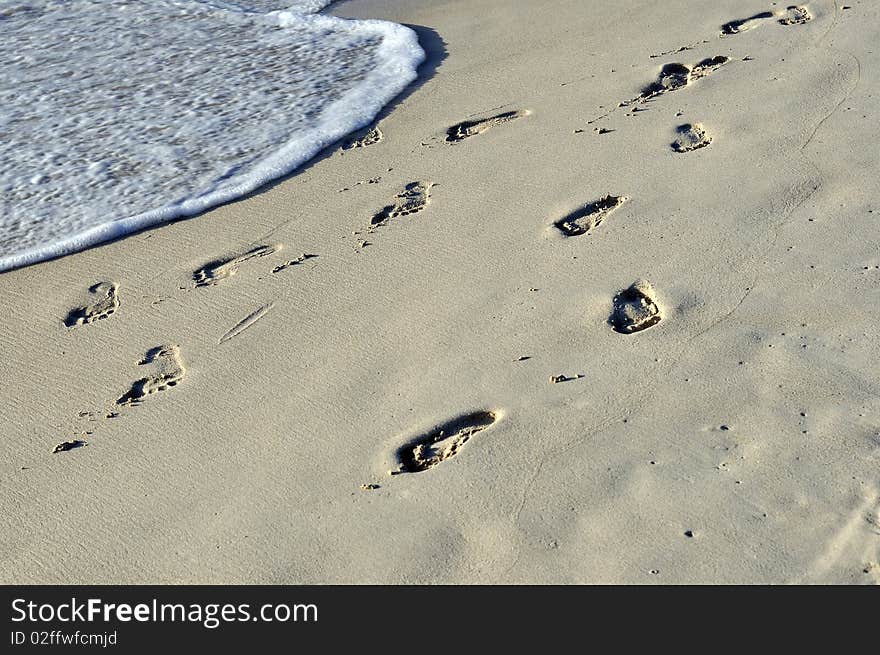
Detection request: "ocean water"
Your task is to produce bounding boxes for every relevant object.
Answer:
[0,1,424,271]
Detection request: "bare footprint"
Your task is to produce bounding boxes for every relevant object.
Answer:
[116,345,185,406]
[672,123,712,152]
[343,126,382,150]
[371,182,433,226]
[610,280,663,334]
[554,195,628,237]
[778,5,812,25]
[689,56,732,81]
[639,62,691,99]
[64,282,119,327]
[722,5,811,33]
[393,411,499,473]
[634,56,730,103]
[721,11,775,35]
[445,110,528,143]
[193,244,279,287]
[52,439,87,454]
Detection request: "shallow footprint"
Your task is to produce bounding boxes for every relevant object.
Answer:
[554,195,627,237]
[116,345,185,406]
[193,244,279,287]
[371,182,433,226]
[343,126,382,150]
[393,410,499,473]
[778,5,812,25]
[445,110,528,143]
[689,56,731,81]
[64,282,119,327]
[610,280,663,334]
[672,123,712,152]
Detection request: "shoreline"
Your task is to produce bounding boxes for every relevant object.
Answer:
[0,3,424,273]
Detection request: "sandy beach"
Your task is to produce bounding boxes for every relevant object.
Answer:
[1,0,878,583]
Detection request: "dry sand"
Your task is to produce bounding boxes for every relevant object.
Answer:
[1,0,878,583]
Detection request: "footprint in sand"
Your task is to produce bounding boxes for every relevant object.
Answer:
[672,123,712,152]
[193,244,279,287]
[778,5,812,26]
[610,280,663,334]
[343,126,383,150]
[371,182,433,226]
[633,56,730,103]
[445,110,528,143]
[721,11,776,34]
[553,195,628,237]
[64,282,119,327]
[392,411,499,473]
[52,439,87,454]
[116,345,185,406]
[722,5,811,34]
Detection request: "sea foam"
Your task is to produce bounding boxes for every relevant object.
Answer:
[0,0,424,271]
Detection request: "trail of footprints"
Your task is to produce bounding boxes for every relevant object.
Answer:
[722,5,812,35]
[56,239,314,453]
[56,9,811,475]
[627,55,730,105]
[53,344,187,453]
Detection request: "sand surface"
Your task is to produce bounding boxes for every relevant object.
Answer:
[1,0,878,583]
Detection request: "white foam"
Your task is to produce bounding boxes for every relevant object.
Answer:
[0,0,424,271]
[199,1,334,13]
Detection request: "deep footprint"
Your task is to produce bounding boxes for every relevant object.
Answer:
[52,439,87,454]
[610,280,663,334]
[394,411,499,473]
[371,182,433,226]
[672,123,712,152]
[116,345,185,406]
[636,56,730,103]
[554,195,627,237]
[64,282,119,327]
[778,5,812,25]
[445,110,528,143]
[193,244,279,287]
[721,11,775,34]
